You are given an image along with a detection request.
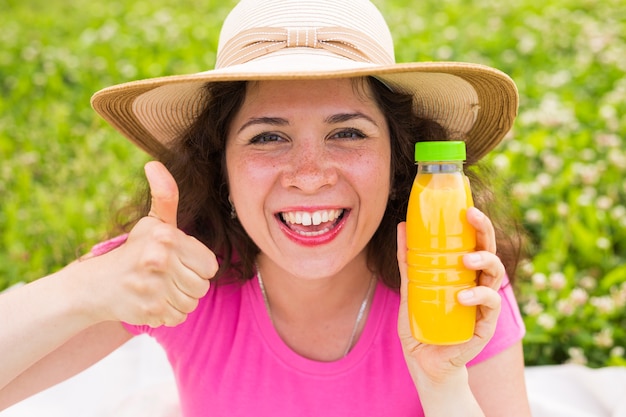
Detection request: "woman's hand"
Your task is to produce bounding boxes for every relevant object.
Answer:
[80,161,217,327]
[0,161,217,397]
[396,206,504,392]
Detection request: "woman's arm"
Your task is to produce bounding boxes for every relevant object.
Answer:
[469,341,531,416]
[0,317,131,409]
[405,342,530,417]
[0,261,116,395]
[396,207,531,416]
[0,161,217,409]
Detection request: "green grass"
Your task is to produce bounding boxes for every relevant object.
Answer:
[2,0,625,367]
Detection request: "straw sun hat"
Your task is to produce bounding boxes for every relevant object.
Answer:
[91,0,518,161]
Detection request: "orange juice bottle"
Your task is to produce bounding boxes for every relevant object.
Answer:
[406,141,477,345]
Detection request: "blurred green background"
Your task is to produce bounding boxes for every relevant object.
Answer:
[1,0,625,367]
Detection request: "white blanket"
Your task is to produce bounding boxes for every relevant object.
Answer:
[526,363,626,417]
[3,335,626,417]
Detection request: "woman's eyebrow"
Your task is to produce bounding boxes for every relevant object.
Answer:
[237,112,377,134]
[237,117,289,133]
[325,112,378,126]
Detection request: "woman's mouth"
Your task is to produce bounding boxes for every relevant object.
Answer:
[278,209,346,238]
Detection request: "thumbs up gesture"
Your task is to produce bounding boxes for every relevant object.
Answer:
[97,161,217,327]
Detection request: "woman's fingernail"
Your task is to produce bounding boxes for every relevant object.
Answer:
[465,253,481,265]
[458,289,475,301]
[470,207,485,220]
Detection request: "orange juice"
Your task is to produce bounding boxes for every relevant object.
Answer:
[406,141,477,345]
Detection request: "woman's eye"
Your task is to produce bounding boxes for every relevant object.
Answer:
[250,133,282,144]
[332,129,366,140]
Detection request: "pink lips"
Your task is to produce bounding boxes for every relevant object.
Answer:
[277,209,349,246]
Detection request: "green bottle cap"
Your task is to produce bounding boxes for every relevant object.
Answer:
[414,141,466,162]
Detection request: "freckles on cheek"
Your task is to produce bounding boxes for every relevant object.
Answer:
[230,163,251,193]
[225,156,248,201]
[230,158,274,202]
[361,155,391,192]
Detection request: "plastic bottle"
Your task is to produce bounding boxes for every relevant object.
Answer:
[406,141,477,345]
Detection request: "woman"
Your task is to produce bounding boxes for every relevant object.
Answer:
[0,0,531,415]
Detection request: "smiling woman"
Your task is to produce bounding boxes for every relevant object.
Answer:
[1,0,530,416]
[225,79,391,279]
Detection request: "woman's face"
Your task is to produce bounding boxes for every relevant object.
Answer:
[225,78,391,279]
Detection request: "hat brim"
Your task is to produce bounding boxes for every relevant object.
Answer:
[91,51,517,161]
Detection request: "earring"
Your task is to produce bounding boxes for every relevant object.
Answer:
[389,187,397,201]
[228,196,237,219]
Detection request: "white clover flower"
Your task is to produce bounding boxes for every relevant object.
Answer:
[518,33,537,54]
[580,148,596,162]
[596,237,611,250]
[512,183,530,200]
[596,133,620,148]
[525,209,543,224]
[610,346,625,358]
[556,299,575,316]
[549,272,567,290]
[491,154,510,171]
[536,173,552,188]
[570,287,589,306]
[579,276,597,290]
[519,260,535,276]
[518,180,542,196]
[610,284,626,308]
[118,62,138,79]
[593,329,614,348]
[580,166,602,186]
[523,298,544,316]
[435,45,453,60]
[541,94,578,127]
[556,202,569,216]
[506,140,523,154]
[599,104,617,121]
[21,45,39,61]
[577,193,593,207]
[596,196,613,211]
[566,347,588,366]
[531,272,547,290]
[541,153,563,173]
[591,296,615,314]
[610,205,626,221]
[536,69,571,89]
[537,313,556,330]
[442,26,458,41]
[608,149,626,169]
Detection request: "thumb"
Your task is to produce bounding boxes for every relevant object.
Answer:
[144,161,179,227]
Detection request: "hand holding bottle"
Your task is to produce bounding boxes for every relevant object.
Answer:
[397,206,504,381]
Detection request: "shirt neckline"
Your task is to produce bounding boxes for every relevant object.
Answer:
[246,274,388,376]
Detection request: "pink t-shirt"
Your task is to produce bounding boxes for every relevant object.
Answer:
[93,237,525,416]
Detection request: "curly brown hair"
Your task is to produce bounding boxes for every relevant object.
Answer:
[126,77,525,289]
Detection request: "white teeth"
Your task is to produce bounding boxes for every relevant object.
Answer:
[281,209,343,226]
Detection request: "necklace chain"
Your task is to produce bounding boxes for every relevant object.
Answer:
[256,267,375,357]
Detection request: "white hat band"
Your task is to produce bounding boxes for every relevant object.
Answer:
[216,26,395,68]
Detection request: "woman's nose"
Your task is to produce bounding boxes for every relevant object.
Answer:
[280,143,338,193]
